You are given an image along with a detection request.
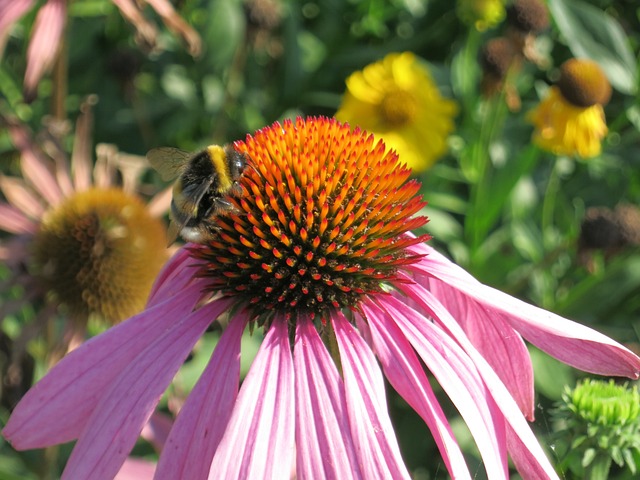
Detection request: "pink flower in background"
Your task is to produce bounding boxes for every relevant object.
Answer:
[4,117,639,479]
[0,100,171,374]
[0,0,201,101]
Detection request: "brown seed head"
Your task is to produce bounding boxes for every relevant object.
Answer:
[557,58,612,107]
[507,0,550,34]
[480,37,518,79]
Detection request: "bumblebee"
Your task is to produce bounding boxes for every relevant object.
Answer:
[147,144,248,245]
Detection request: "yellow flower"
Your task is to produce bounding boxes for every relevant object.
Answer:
[457,0,506,31]
[528,59,611,158]
[335,52,458,172]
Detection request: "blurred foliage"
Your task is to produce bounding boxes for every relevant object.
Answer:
[2,0,640,477]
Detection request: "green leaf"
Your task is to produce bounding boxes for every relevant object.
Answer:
[572,435,588,449]
[611,445,624,466]
[624,448,640,473]
[511,221,544,262]
[583,447,597,467]
[68,0,114,17]
[530,346,573,400]
[204,0,245,67]
[450,31,481,111]
[465,144,540,250]
[421,206,463,244]
[555,255,640,319]
[585,455,612,480]
[548,0,638,94]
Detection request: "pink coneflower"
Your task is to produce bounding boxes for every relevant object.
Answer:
[0,100,170,367]
[4,116,639,479]
[0,0,201,101]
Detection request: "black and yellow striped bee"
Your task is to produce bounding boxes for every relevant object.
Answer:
[147,144,248,245]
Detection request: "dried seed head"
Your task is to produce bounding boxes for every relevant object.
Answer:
[507,0,550,34]
[557,58,612,108]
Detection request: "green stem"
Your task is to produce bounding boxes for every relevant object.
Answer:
[51,1,69,121]
[541,156,562,243]
[466,97,509,252]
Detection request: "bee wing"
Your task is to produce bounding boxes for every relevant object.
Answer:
[147,147,192,181]
[166,221,182,246]
[168,177,215,244]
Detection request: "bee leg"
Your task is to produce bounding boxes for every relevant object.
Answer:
[211,197,238,214]
[229,182,244,197]
[197,222,220,242]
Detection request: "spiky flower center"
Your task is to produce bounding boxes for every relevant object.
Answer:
[568,379,640,426]
[557,58,612,108]
[32,188,167,322]
[552,379,640,477]
[379,89,418,127]
[195,117,429,323]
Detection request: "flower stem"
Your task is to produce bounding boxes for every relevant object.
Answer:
[51,21,68,121]
[541,156,562,244]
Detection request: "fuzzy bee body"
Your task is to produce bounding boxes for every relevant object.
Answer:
[147,145,248,245]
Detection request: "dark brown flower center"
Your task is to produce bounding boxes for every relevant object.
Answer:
[557,59,612,108]
[480,37,517,79]
[507,0,549,34]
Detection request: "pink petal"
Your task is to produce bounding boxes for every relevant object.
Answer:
[507,425,558,479]
[7,121,63,205]
[61,298,233,479]
[115,458,156,480]
[145,0,202,57]
[71,145,91,191]
[0,0,35,51]
[362,301,472,480]
[155,312,247,479]
[0,175,45,219]
[147,246,199,306]
[3,277,215,448]
[111,0,158,48]
[416,274,535,419]
[410,244,640,379]
[294,316,362,479]
[0,204,37,234]
[23,0,66,102]
[94,143,118,188]
[371,296,510,479]
[52,154,75,197]
[147,185,173,218]
[70,96,97,192]
[399,279,560,479]
[208,316,294,479]
[331,311,411,480]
